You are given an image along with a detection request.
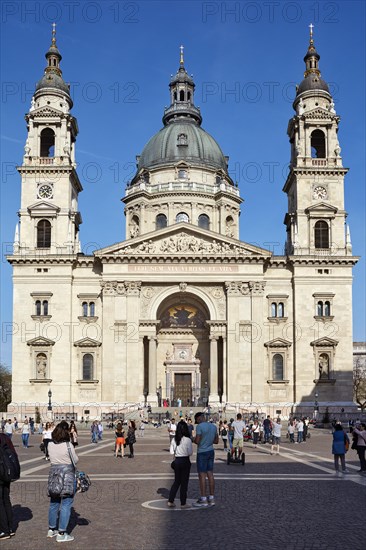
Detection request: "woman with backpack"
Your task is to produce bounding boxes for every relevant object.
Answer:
[47,421,79,543]
[0,433,19,539]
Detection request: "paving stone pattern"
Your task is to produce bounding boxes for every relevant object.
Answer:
[4,426,365,550]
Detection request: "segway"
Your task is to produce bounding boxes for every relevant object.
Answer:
[227,447,245,466]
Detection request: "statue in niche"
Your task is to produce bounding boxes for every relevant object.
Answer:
[166,349,173,361]
[36,354,47,379]
[318,353,330,379]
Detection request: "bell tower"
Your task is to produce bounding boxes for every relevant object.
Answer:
[283,25,351,256]
[15,24,82,256]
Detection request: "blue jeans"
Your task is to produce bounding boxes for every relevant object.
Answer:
[91,431,98,443]
[22,433,29,447]
[48,495,74,532]
[196,450,215,473]
[297,431,303,443]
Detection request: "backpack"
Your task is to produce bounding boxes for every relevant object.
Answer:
[0,438,21,483]
[221,428,228,436]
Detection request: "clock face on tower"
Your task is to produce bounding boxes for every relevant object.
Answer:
[38,184,53,199]
[313,186,327,200]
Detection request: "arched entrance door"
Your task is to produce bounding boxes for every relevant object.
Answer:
[156,294,210,407]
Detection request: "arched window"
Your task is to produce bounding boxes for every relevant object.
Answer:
[278,303,284,318]
[271,303,277,317]
[272,354,284,380]
[187,91,191,101]
[156,214,167,230]
[317,301,323,316]
[82,302,88,317]
[179,90,185,101]
[35,300,41,316]
[314,220,329,248]
[40,128,55,157]
[37,219,51,248]
[89,302,95,317]
[82,354,93,380]
[176,212,189,223]
[43,300,48,316]
[198,214,210,230]
[311,129,326,158]
[324,301,331,316]
[174,91,177,101]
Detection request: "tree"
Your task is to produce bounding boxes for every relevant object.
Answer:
[354,358,366,411]
[0,363,12,412]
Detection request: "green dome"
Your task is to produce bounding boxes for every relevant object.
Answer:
[138,121,228,172]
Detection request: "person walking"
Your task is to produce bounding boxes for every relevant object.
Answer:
[332,422,349,474]
[127,420,136,458]
[271,418,282,455]
[4,420,14,440]
[352,422,366,474]
[115,423,125,458]
[97,422,103,441]
[287,420,295,443]
[296,418,304,443]
[69,421,78,447]
[91,421,98,444]
[0,432,19,539]
[220,421,229,450]
[21,419,30,448]
[252,420,260,448]
[263,415,272,444]
[47,421,78,543]
[139,420,145,438]
[193,412,218,508]
[167,420,193,509]
[42,422,54,461]
[168,418,176,444]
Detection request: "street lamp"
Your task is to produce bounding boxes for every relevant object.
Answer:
[48,389,52,412]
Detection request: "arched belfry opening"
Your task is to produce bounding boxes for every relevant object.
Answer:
[149,293,214,406]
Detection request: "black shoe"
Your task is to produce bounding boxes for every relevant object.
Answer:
[0,533,11,540]
[9,531,15,537]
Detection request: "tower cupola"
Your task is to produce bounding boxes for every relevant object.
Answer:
[295,24,330,99]
[162,46,202,126]
[35,23,71,101]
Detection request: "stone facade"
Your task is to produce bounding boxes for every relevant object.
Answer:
[7,30,358,418]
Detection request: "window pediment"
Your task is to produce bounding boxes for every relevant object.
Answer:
[310,337,339,348]
[305,203,338,217]
[74,337,102,347]
[264,338,292,348]
[28,201,60,217]
[27,336,55,347]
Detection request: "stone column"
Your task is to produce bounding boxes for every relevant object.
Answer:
[138,335,145,404]
[209,334,219,403]
[148,336,158,404]
[250,281,266,405]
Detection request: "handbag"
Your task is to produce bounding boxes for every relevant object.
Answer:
[40,442,45,452]
[67,443,91,493]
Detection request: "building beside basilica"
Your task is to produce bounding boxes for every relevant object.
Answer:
[8,27,358,418]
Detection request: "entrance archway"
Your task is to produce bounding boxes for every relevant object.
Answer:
[156,293,210,406]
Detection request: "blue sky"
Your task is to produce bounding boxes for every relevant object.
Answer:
[1,0,365,367]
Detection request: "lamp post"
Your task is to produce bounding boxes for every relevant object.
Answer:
[314,391,319,421]
[48,389,52,411]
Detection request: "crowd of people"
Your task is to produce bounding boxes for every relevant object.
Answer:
[0,413,365,541]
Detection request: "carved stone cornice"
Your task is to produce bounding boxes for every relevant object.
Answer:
[100,280,141,296]
[225,281,265,296]
[125,281,142,295]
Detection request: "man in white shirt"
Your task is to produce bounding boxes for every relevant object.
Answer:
[4,420,14,439]
[296,419,304,443]
[231,413,246,459]
[168,419,177,443]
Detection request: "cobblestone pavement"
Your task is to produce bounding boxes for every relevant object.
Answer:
[4,426,365,550]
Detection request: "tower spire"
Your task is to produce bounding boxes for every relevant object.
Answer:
[180,45,184,66]
[304,23,320,78]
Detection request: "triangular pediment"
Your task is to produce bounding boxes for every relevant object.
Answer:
[94,223,272,259]
[28,201,60,212]
[264,338,292,348]
[310,337,339,347]
[303,107,337,121]
[305,202,338,214]
[31,106,64,118]
[27,336,55,346]
[74,337,102,347]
